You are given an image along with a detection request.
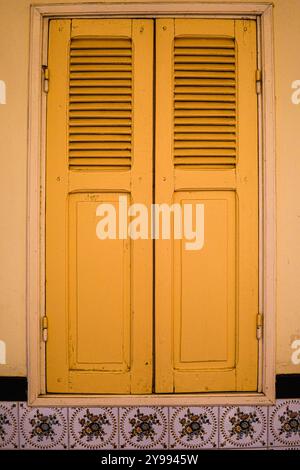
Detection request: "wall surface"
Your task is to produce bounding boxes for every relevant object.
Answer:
[0,0,300,377]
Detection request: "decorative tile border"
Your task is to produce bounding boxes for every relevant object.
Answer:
[268,399,300,449]
[69,407,118,450]
[0,402,18,450]
[19,403,68,450]
[219,406,267,449]
[119,407,168,449]
[169,406,218,449]
[0,401,299,450]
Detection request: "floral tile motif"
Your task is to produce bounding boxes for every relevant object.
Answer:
[119,407,168,449]
[69,407,118,450]
[0,402,18,449]
[219,406,267,449]
[169,406,218,449]
[268,399,300,449]
[19,403,68,450]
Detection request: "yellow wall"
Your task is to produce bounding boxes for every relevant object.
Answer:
[0,0,299,376]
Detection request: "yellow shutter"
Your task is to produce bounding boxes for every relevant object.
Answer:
[46,19,154,393]
[155,19,259,392]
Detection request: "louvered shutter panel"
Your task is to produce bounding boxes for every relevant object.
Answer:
[46,19,153,394]
[174,37,236,168]
[155,19,259,393]
[69,37,132,170]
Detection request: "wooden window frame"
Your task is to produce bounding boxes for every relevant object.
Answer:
[27,2,276,406]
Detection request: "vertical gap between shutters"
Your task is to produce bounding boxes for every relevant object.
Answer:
[152,19,156,394]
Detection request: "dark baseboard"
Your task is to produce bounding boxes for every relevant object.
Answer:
[0,377,27,401]
[276,374,300,399]
[0,375,299,401]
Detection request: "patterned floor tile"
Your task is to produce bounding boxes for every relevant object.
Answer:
[119,407,168,449]
[69,407,118,449]
[169,406,218,449]
[0,402,18,449]
[19,403,68,450]
[268,399,300,449]
[219,406,267,449]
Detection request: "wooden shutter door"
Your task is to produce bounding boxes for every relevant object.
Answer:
[155,19,259,392]
[46,19,153,393]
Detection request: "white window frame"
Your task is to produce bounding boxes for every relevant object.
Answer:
[27,2,276,406]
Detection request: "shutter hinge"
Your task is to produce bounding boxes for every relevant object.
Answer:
[42,66,49,93]
[42,315,48,342]
[256,313,263,340]
[256,69,262,95]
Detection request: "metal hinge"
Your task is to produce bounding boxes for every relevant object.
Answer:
[42,66,49,93]
[42,315,48,342]
[256,69,262,95]
[256,313,263,340]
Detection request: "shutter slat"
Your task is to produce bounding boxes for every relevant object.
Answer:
[175,111,235,118]
[175,56,235,64]
[174,86,235,94]
[174,148,236,157]
[69,157,131,164]
[175,125,236,133]
[175,94,235,102]
[174,37,236,168]
[175,132,235,140]
[70,134,131,142]
[175,63,235,71]
[70,100,131,111]
[175,101,235,109]
[175,141,236,149]
[68,37,132,170]
[175,78,235,86]
[69,126,131,134]
[174,37,235,48]
[175,48,235,56]
[70,72,132,79]
[175,157,236,165]
[69,150,131,157]
[175,71,235,78]
[71,38,132,49]
[70,57,132,64]
[71,49,132,57]
[70,110,131,118]
[70,114,131,121]
[69,141,131,150]
[69,118,131,126]
[70,79,132,87]
[70,88,132,95]
[70,64,132,72]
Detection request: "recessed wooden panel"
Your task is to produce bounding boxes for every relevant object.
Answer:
[174,191,236,370]
[69,193,130,372]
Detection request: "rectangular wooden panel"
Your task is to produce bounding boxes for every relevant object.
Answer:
[69,193,130,371]
[174,191,236,371]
